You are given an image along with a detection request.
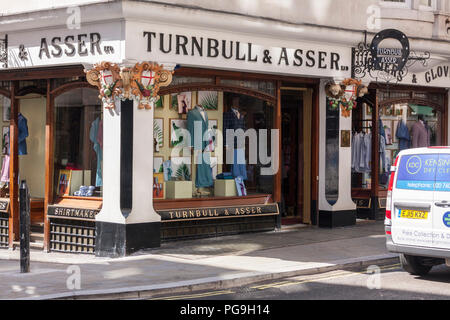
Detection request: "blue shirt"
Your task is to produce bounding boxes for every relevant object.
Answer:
[18,113,28,155]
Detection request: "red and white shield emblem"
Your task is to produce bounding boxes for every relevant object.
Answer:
[141,70,155,88]
[344,84,357,102]
[100,70,114,86]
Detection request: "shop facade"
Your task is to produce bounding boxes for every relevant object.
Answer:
[1,1,448,258]
[0,3,356,257]
[348,30,450,222]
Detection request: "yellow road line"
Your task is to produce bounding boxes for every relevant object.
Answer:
[253,264,401,290]
[151,290,234,301]
[151,264,402,299]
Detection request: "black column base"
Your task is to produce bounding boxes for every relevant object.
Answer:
[319,210,356,228]
[276,202,282,229]
[311,200,318,226]
[95,221,161,258]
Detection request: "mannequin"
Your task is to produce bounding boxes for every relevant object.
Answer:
[411,114,430,148]
[187,104,214,196]
[223,96,247,180]
[90,114,103,187]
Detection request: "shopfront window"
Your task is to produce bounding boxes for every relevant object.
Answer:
[352,102,373,190]
[54,88,102,198]
[325,98,339,205]
[153,88,275,201]
[352,89,444,191]
[378,102,442,188]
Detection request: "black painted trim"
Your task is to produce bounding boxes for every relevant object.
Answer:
[318,210,356,228]
[276,202,282,229]
[120,100,133,218]
[311,200,318,226]
[95,221,161,258]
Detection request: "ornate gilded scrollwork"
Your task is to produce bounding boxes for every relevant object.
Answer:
[86,62,122,109]
[325,78,368,118]
[85,61,173,110]
[131,62,163,110]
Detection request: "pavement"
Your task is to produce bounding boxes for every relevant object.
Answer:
[0,219,399,300]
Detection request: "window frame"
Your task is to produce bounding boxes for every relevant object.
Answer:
[418,0,437,11]
[379,0,412,9]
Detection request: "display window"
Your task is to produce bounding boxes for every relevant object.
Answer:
[53,88,103,199]
[352,88,446,192]
[153,76,276,203]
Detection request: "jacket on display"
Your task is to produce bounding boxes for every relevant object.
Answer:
[411,120,430,148]
[187,106,214,188]
[352,132,371,173]
[90,117,102,187]
[18,113,28,155]
[223,108,247,180]
[396,120,410,151]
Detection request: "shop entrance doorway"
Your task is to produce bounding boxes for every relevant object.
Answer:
[280,87,313,225]
[17,94,46,248]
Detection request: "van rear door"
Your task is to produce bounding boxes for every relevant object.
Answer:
[391,153,437,248]
[430,152,450,249]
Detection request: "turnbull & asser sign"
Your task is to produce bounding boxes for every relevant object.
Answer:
[159,204,279,222]
[127,21,352,78]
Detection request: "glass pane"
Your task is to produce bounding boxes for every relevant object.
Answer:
[325,98,339,205]
[169,76,214,87]
[154,90,274,200]
[351,102,372,190]
[221,79,275,96]
[54,88,102,198]
[379,102,442,189]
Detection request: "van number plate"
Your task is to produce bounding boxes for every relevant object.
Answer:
[399,210,428,220]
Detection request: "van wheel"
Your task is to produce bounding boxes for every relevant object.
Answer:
[399,254,432,276]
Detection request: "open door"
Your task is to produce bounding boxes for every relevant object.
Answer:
[280,87,312,225]
[16,94,46,247]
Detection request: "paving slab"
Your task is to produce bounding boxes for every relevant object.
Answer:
[0,220,398,300]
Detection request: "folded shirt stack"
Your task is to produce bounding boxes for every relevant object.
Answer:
[74,185,95,197]
[216,172,234,180]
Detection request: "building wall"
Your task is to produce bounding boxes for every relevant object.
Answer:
[2,0,450,40]
[0,0,111,15]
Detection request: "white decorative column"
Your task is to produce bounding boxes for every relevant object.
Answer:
[95,100,124,225]
[318,79,333,215]
[89,62,173,257]
[126,98,160,225]
[318,78,356,228]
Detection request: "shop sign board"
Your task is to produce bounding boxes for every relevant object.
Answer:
[0,21,123,69]
[127,21,352,79]
[370,29,410,74]
[0,199,9,213]
[158,204,279,221]
[48,205,99,221]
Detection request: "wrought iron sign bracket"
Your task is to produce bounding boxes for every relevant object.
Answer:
[0,35,7,69]
[352,30,430,84]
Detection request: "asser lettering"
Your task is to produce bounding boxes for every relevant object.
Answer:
[39,33,102,59]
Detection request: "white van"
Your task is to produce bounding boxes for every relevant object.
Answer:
[386,147,450,275]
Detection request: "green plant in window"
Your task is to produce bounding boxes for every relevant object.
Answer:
[153,121,163,149]
[176,163,191,181]
[171,122,185,147]
[199,92,218,110]
[155,97,163,108]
